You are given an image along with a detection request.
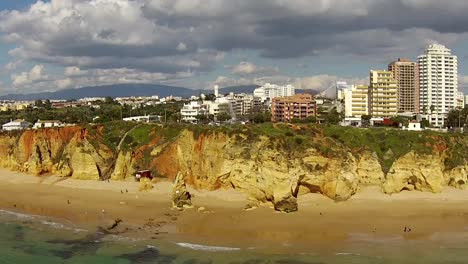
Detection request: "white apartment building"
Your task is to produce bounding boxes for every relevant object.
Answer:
[336,81,351,99]
[338,84,369,118]
[225,93,254,118]
[456,91,465,109]
[418,44,458,127]
[180,101,208,123]
[204,98,231,117]
[253,83,295,101]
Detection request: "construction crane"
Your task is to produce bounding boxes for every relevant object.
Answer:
[317,83,338,99]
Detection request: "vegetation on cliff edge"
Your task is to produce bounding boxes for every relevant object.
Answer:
[35,121,467,176]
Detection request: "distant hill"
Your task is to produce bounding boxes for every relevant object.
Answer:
[0,83,317,101]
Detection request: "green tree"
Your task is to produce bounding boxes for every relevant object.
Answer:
[204,94,217,101]
[34,100,44,108]
[305,116,317,123]
[290,118,302,123]
[196,114,209,124]
[446,108,467,128]
[217,112,232,122]
[390,116,409,127]
[171,112,182,123]
[420,119,430,128]
[323,109,343,125]
[250,111,271,123]
[422,105,427,114]
[104,96,116,105]
[44,99,52,110]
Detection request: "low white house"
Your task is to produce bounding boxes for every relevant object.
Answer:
[33,120,63,129]
[123,115,161,123]
[405,120,423,131]
[2,119,31,131]
[340,117,363,127]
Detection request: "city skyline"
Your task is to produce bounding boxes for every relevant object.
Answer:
[0,1,468,96]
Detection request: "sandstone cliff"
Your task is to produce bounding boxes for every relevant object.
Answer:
[0,124,466,210]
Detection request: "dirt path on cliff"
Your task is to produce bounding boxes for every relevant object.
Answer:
[102,123,144,180]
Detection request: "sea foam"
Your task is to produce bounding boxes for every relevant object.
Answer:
[0,209,35,220]
[0,209,86,233]
[175,242,241,252]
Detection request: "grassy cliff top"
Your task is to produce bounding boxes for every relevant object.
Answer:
[84,122,467,173]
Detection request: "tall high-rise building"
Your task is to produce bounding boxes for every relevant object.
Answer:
[388,58,419,113]
[418,44,458,127]
[368,70,399,118]
[214,85,219,97]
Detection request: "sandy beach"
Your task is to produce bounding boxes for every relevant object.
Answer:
[0,168,467,253]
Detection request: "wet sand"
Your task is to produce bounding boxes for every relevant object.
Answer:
[0,168,467,253]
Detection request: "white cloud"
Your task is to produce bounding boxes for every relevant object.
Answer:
[11,64,48,87]
[458,75,468,93]
[8,65,195,93]
[55,78,73,89]
[231,62,258,75]
[64,66,87,76]
[176,42,188,51]
[230,61,279,76]
[4,60,22,71]
[1,0,468,93]
[211,73,367,94]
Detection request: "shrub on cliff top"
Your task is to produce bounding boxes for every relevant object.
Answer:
[323,126,467,173]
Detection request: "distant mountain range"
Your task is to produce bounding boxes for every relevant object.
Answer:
[0,83,317,101]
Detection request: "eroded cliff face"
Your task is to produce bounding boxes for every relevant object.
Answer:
[0,127,113,180]
[383,152,446,193]
[0,126,466,209]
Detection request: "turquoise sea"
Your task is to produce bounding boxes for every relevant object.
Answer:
[1,209,468,264]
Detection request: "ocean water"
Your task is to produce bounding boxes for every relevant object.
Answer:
[1,210,468,264]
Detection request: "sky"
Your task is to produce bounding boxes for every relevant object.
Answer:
[0,0,468,95]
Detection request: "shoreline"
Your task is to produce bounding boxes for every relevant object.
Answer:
[1,168,468,253]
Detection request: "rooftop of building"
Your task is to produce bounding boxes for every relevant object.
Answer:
[272,94,314,102]
[35,120,62,123]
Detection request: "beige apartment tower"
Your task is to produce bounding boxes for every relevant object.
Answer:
[368,70,399,118]
[339,85,369,117]
[388,58,419,113]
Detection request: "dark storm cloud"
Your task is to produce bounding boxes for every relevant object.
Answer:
[1,0,468,90]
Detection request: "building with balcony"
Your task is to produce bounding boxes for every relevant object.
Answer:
[338,84,369,118]
[368,70,399,118]
[418,44,458,127]
[225,93,254,118]
[388,58,419,113]
[254,83,295,101]
[271,94,316,122]
[180,101,208,123]
[456,91,465,109]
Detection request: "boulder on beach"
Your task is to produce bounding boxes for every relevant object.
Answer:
[172,172,192,209]
[139,177,154,192]
[274,195,298,213]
